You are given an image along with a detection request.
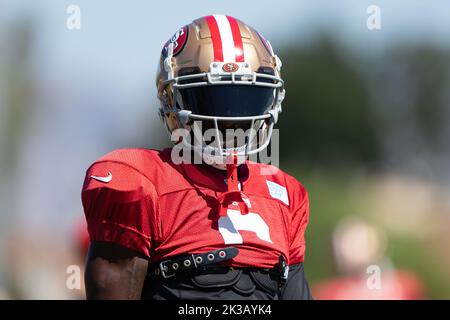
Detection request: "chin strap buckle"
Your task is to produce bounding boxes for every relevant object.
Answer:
[218,154,249,217]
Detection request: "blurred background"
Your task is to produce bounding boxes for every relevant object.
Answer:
[0,0,449,299]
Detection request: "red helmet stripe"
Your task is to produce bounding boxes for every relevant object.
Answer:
[205,15,224,62]
[226,16,245,62]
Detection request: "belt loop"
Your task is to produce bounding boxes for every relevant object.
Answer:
[278,255,289,286]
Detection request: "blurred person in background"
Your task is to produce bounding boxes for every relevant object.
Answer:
[313,217,425,299]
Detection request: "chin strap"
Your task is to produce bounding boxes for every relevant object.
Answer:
[217,154,249,217]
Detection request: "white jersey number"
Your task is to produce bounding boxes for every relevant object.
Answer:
[218,209,272,245]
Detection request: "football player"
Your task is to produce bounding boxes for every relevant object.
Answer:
[82,15,312,300]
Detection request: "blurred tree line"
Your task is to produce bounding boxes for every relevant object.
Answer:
[279,37,378,165]
[278,36,450,178]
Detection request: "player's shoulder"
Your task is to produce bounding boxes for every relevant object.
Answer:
[90,147,174,173]
[248,161,308,208]
[92,147,165,167]
[83,148,174,192]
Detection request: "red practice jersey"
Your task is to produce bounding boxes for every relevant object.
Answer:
[81,148,309,268]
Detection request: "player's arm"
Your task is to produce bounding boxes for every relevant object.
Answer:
[85,241,149,300]
[81,159,158,299]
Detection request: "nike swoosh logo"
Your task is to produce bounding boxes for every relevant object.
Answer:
[90,172,112,183]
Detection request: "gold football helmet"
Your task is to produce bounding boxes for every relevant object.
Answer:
[156,15,285,167]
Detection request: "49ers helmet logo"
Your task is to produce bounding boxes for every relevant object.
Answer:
[162,26,189,57]
[222,62,239,73]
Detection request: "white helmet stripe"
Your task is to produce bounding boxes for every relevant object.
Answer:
[213,14,236,62]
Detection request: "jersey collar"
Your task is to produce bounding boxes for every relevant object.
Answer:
[161,148,251,191]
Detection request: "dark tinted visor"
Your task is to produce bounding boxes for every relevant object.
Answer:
[179,85,274,117]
